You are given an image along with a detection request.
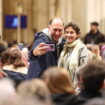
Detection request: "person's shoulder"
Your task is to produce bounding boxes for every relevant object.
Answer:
[35,28,49,37]
[51,93,81,105]
[34,32,47,39]
[85,32,91,37]
[97,30,104,36]
[33,31,49,43]
[78,40,87,48]
[78,41,88,56]
[100,32,105,37]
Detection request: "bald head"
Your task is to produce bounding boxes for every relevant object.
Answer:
[48,17,64,42]
[49,17,64,26]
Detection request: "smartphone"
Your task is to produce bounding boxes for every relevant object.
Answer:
[44,44,55,51]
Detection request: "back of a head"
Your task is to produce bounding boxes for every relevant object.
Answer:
[9,49,22,61]
[0,78,16,100]
[91,45,100,56]
[0,95,52,105]
[79,60,105,92]
[17,79,50,101]
[0,41,7,57]
[1,48,11,65]
[42,67,74,94]
[8,49,25,68]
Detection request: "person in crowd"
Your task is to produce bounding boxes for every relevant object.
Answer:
[27,17,64,79]
[1,48,28,86]
[0,79,16,99]
[0,94,52,105]
[0,79,52,105]
[86,44,102,60]
[58,22,89,88]
[76,60,105,103]
[0,48,11,67]
[85,44,96,61]
[17,79,50,101]
[84,21,105,45]
[91,45,102,60]
[42,67,84,105]
[0,41,7,58]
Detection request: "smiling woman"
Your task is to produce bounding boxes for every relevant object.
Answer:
[64,27,79,44]
[64,22,80,44]
[58,22,89,88]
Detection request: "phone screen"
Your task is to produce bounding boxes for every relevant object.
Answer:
[44,44,55,51]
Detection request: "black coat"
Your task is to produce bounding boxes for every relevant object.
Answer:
[51,93,85,105]
[77,89,103,103]
[3,70,27,87]
[84,30,105,44]
[27,32,64,79]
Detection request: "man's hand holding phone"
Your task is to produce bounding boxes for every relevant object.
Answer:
[33,43,55,56]
[43,44,55,51]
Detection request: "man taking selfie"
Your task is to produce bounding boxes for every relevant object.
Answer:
[27,17,64,79]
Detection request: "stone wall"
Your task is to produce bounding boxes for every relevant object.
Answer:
[1,0,105,43]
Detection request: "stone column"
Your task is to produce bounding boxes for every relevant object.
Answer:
[71,0,87,37]
[59,0,72,24]
[66,0,72,23]
[48,0,56,19]
[32,0,38,32]
[0,0,2,41]
[86,0,101,32]
[37,0,49,31]
[99,0,105,34]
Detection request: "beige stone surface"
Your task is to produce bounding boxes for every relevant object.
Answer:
[1,0,105,43]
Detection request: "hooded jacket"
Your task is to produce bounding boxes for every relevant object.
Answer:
[27,30,64,79]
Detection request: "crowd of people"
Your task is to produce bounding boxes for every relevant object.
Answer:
[0,17,105,105]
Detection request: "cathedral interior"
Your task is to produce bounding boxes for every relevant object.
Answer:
[0,0,105,43]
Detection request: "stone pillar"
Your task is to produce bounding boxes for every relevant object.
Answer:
[86,0,101,32]
[71,0,87,37]
[66,0,72,23]
[59,0,72,24]
[32,0,38,32]
[0,0,2,41]
[48,0,56,19]
[37,0,49,31]
[99,0,105,34]
[32,0,49,31]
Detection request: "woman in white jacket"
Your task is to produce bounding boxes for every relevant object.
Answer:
[58,22,89,88]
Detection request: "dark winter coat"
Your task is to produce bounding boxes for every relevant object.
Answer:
[77,89,103,103]
[51,93,85,105]
[3,70,27,87]
[27,32,64,79]
[84,30,105,44]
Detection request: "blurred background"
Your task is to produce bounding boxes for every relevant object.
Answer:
[0,0,105,44]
